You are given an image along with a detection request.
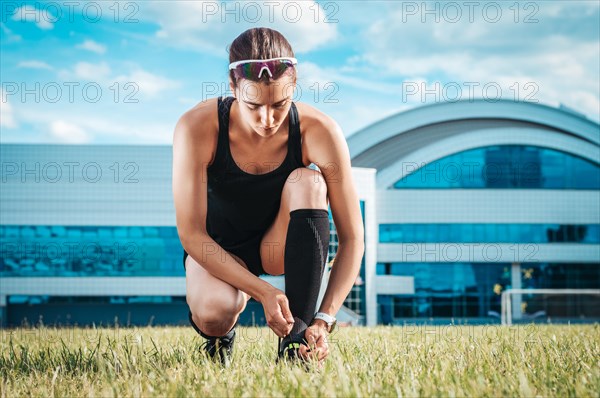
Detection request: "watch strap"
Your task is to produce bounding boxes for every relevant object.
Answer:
[312,312,336,333]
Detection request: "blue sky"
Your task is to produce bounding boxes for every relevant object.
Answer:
[1,0,599,145]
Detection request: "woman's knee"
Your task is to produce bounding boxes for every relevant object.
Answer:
[188,294,246,336]
[284,167,328,206]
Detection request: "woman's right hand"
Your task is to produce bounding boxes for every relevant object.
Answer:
[260,286,295,338]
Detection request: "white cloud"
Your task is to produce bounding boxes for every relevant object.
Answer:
[9,104,175,145]
[1,22,22,42]
[337,102,405,135]
[17,60,53,70]
[140,1,338,54]
[178,97,198,105]
[353,2,599,121]
[270,61,405,135]
[11,5,54,30]
[46,113,173,143]
[72,62,112,80]
[114,69,181,98]
[298,62,399,96]
[50,120,91,143]
[76,40,107,54]
[1,89,18,128]
[57,62,179,99]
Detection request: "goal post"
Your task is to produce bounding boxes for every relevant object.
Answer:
[501,289,600,326]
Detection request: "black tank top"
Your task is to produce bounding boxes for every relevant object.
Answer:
[205,95,306,250]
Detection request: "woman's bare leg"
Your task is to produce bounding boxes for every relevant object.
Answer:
[185,251,252,336]
[260,167,328,275]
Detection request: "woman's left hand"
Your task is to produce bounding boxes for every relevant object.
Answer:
[299,322,330,364]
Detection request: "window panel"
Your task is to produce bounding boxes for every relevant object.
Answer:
[379,224,600,243]
[393,145,600,190]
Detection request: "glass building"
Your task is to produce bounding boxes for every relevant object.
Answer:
[1,99,599,327]
[348,99,600,325]
[0,143,373,327]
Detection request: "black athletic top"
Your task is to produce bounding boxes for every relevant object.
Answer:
[205,95,306,252]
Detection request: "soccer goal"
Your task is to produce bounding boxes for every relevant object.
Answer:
[501,288,600,325]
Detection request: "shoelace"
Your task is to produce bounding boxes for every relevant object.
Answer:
[277,337,299,359]
[201,334,235,366]
[277,336,314,372]
[277,335,309,361]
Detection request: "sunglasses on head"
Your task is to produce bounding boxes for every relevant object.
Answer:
[229,57,297,80]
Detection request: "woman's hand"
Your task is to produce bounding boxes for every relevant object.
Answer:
[299,322,330,364]
[260,286,295,338]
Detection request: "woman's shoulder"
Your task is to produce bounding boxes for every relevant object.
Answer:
[293,100,345,168]
[180,97,219,126]
[173,98,221,168]
[294,100,343,140]
[175,97,220,141]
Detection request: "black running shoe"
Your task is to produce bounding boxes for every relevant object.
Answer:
[200,325,236,367]
[276,333,311,370]
[188,311,237,367]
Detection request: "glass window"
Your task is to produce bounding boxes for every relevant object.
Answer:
[379,262,513,319]
[393,145,600,189]
[379,262,599,321]
[333,200,367,322]
[583,225,600,243]
[1,225,186,277]
[379,224,600,243]
[438,224,450,241]
[391,263,414,276]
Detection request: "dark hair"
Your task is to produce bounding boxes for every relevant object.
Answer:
[228,27,296,89]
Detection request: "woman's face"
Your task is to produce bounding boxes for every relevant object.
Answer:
[231,74,296,137]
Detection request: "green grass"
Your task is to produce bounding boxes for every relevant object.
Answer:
[1,324,598,397]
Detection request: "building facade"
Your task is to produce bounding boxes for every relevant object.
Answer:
[349,99,600,325]
[1,99,598,327]
[0,143,377,327]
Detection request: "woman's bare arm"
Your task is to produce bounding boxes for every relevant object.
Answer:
[304,113,365,317]
[172,102,273,302]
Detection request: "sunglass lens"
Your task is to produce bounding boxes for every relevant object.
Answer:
[234,60,294,79]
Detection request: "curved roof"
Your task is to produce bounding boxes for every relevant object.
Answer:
[348,99,600,166]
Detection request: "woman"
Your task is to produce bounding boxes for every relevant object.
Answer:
[172,27,364,368]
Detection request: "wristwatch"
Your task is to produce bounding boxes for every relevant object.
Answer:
[311,312,337,333]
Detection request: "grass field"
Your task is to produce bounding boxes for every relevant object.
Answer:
[1,323,598,397]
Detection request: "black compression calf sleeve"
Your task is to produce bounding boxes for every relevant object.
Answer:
[283,208,330,341]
